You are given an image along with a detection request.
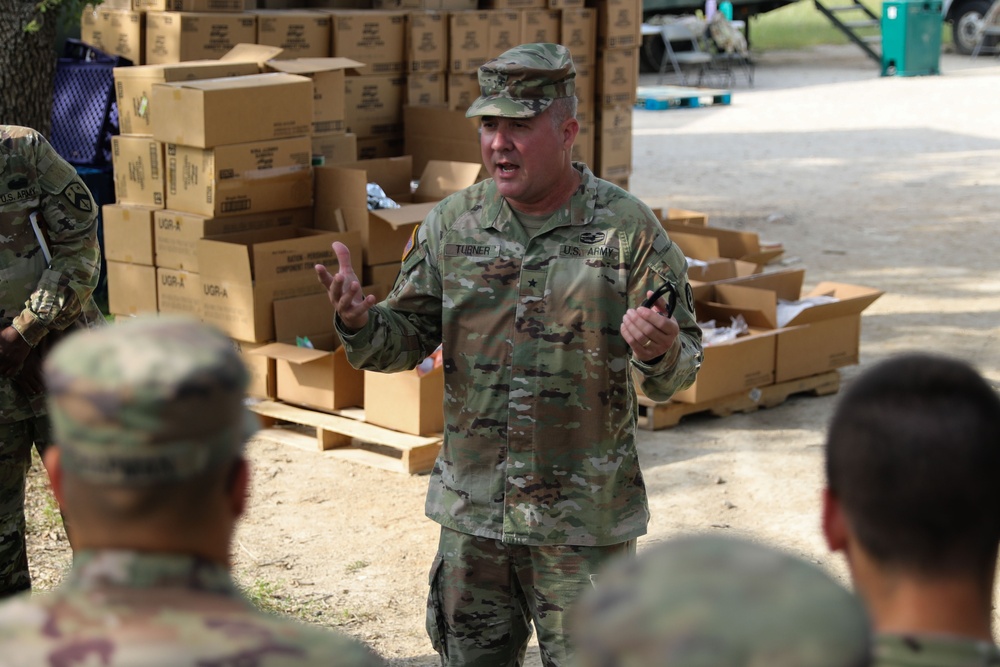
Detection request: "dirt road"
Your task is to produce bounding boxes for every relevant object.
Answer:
[26,45,1000,665]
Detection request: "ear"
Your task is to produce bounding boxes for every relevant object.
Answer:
[43,447,66,510]
[562,117,580,151]
[822,487,849,553]
[228,458,250,520]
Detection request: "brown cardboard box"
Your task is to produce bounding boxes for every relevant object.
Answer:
[154,207,310,271]
[448,11,491,73]
[83,8,145,64]
[575,64,593,122]
[694,270,884,383]
[665,207,709,226]
[343,74,406,138]
[137,0,244,10]
[103,204,158,265]
[266,57,366,134]
[375,0,473,7]
[662,222,785,267]
[446,72,479,110]
[312,131,358,165]
[329,10,407,74]
[114,50,270,136]
[597,0,641,50]
[107,260,158,317]
[156,267,203,317]
[363,260,401,292]
[487,10,521,55]
[251,293,365,411]
[407,72,447,106]
[356,135,405,160]
[363,365,444,435]
[406,11,448,72]
[313,156,479,265]
[548,0,584,8]
[166,137,313,217]
[99,0,134,9]
[685,258,759,284]
[560,8,596,65]
[197,227,362,341]
[234,339,276,398]
[112,136,165,208]
[596,47,638,107]
[151,72,313,148]
[519,8,559,43]
[255,9,332,58]
[594,104,632,180]
[669,328,778,404]
[145,12,258,65]
[403,105,483,177]
[481,0,544,7]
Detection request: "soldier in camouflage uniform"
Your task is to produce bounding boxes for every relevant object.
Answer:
[0,125,103,596]
[316,43,703,666]
[0,315,386,666]
[823,353,1000,667]
[570,533,873,666]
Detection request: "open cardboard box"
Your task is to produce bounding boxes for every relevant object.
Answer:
[364,364,444,436]
[695,269,884,383]
[264,57,366,134]
[251,292,364,411]
[197,226,362,342]
[685,258,760,285]
[670,327,778,404]
[663,221,784,268]
[313,155,480,266]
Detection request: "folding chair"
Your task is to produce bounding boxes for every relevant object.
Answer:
[658,23,719,86]
[971,0,1000,57]
[707,13,755,86]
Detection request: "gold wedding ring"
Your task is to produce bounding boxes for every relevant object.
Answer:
[643,338,653,348]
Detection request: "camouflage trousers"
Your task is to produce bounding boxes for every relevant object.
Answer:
[426,526,635,667]
[0,416,51,599]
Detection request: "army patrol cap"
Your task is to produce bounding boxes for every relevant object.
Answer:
[466,43,576,119]
[572,534,872,667]
[44,315,259,485]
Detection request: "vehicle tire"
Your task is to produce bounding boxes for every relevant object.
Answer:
[951,0,990,55]
[641,33,665,72]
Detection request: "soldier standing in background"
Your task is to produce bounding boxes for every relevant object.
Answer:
[0,315,387,666]
[0,125,103,596]
[317,43,703,665]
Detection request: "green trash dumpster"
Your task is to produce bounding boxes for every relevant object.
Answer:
[881,0,943,76]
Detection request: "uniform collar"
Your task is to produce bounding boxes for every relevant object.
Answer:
[66,550,239,597]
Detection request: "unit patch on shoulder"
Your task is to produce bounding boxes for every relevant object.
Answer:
[402,223,420,262]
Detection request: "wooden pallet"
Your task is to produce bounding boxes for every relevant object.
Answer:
[249,400,441,475]
[637,370,841,430]
[635,85,733,110]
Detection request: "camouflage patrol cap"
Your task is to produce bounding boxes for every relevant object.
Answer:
[465,43,576,119]
[572,534,872,667]
[44,315,259,485]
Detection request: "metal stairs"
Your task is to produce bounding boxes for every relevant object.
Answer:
[813,0,883,63]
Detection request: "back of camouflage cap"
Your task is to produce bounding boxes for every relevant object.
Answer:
[572,534,872,667]
[44,314,259,485]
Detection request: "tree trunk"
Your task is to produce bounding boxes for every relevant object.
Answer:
[0,0,59,137]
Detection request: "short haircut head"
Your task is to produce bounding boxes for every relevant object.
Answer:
[546,95,578,129]
[825,353,1000,575]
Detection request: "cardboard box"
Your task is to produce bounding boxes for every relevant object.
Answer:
[329,10,407,74]
[685,258,760,284]
[266,57,365,134]
[112,136,165,208]
[83,8,144,64]
[448,11,491,73]
[594,104,632,180]
[251,292,365,411]
[694,270,883,383]
[313,156,479,265]
[406,11,448,73]
[166,136,313,217]
[374,0,473,7]
[407,72,447,107]
[519,8,559,43]
[145,12,258,65]
[575,64,594,122]
[103,204,158,265]
[114,49,270,135]
[234,339,276,398]
[481,0,544,7]
[364,364,444,435]
[487,10,521,55]
[137,0,244,10]
[404,105,483,178]
[197,227,362,341]
[356,135,405,160]
[598,0,641,50]
[363,260,401,292]
[255,9,332,58]
[311,131,358,165]
[664,207,709,226]
[571,121,593,167]
[152,72,313,148]
[154,206,311,271]
[670,328,778,404]
[548,0,584,9]
[560,8,596,65]
[662,221,785,267]
[446,72,479,110]
[156,267,203,317]
[596,47,638,107]
[343,74,406,138]
[107,260,158,317]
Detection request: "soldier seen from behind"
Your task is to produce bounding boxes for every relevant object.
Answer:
[823,353,1000,666]
[0,315,386,666]
[316,43,703,665]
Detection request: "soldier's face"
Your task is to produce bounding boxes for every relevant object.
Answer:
[480,112,577,215]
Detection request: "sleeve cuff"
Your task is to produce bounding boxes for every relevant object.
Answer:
[11,311,47,348]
